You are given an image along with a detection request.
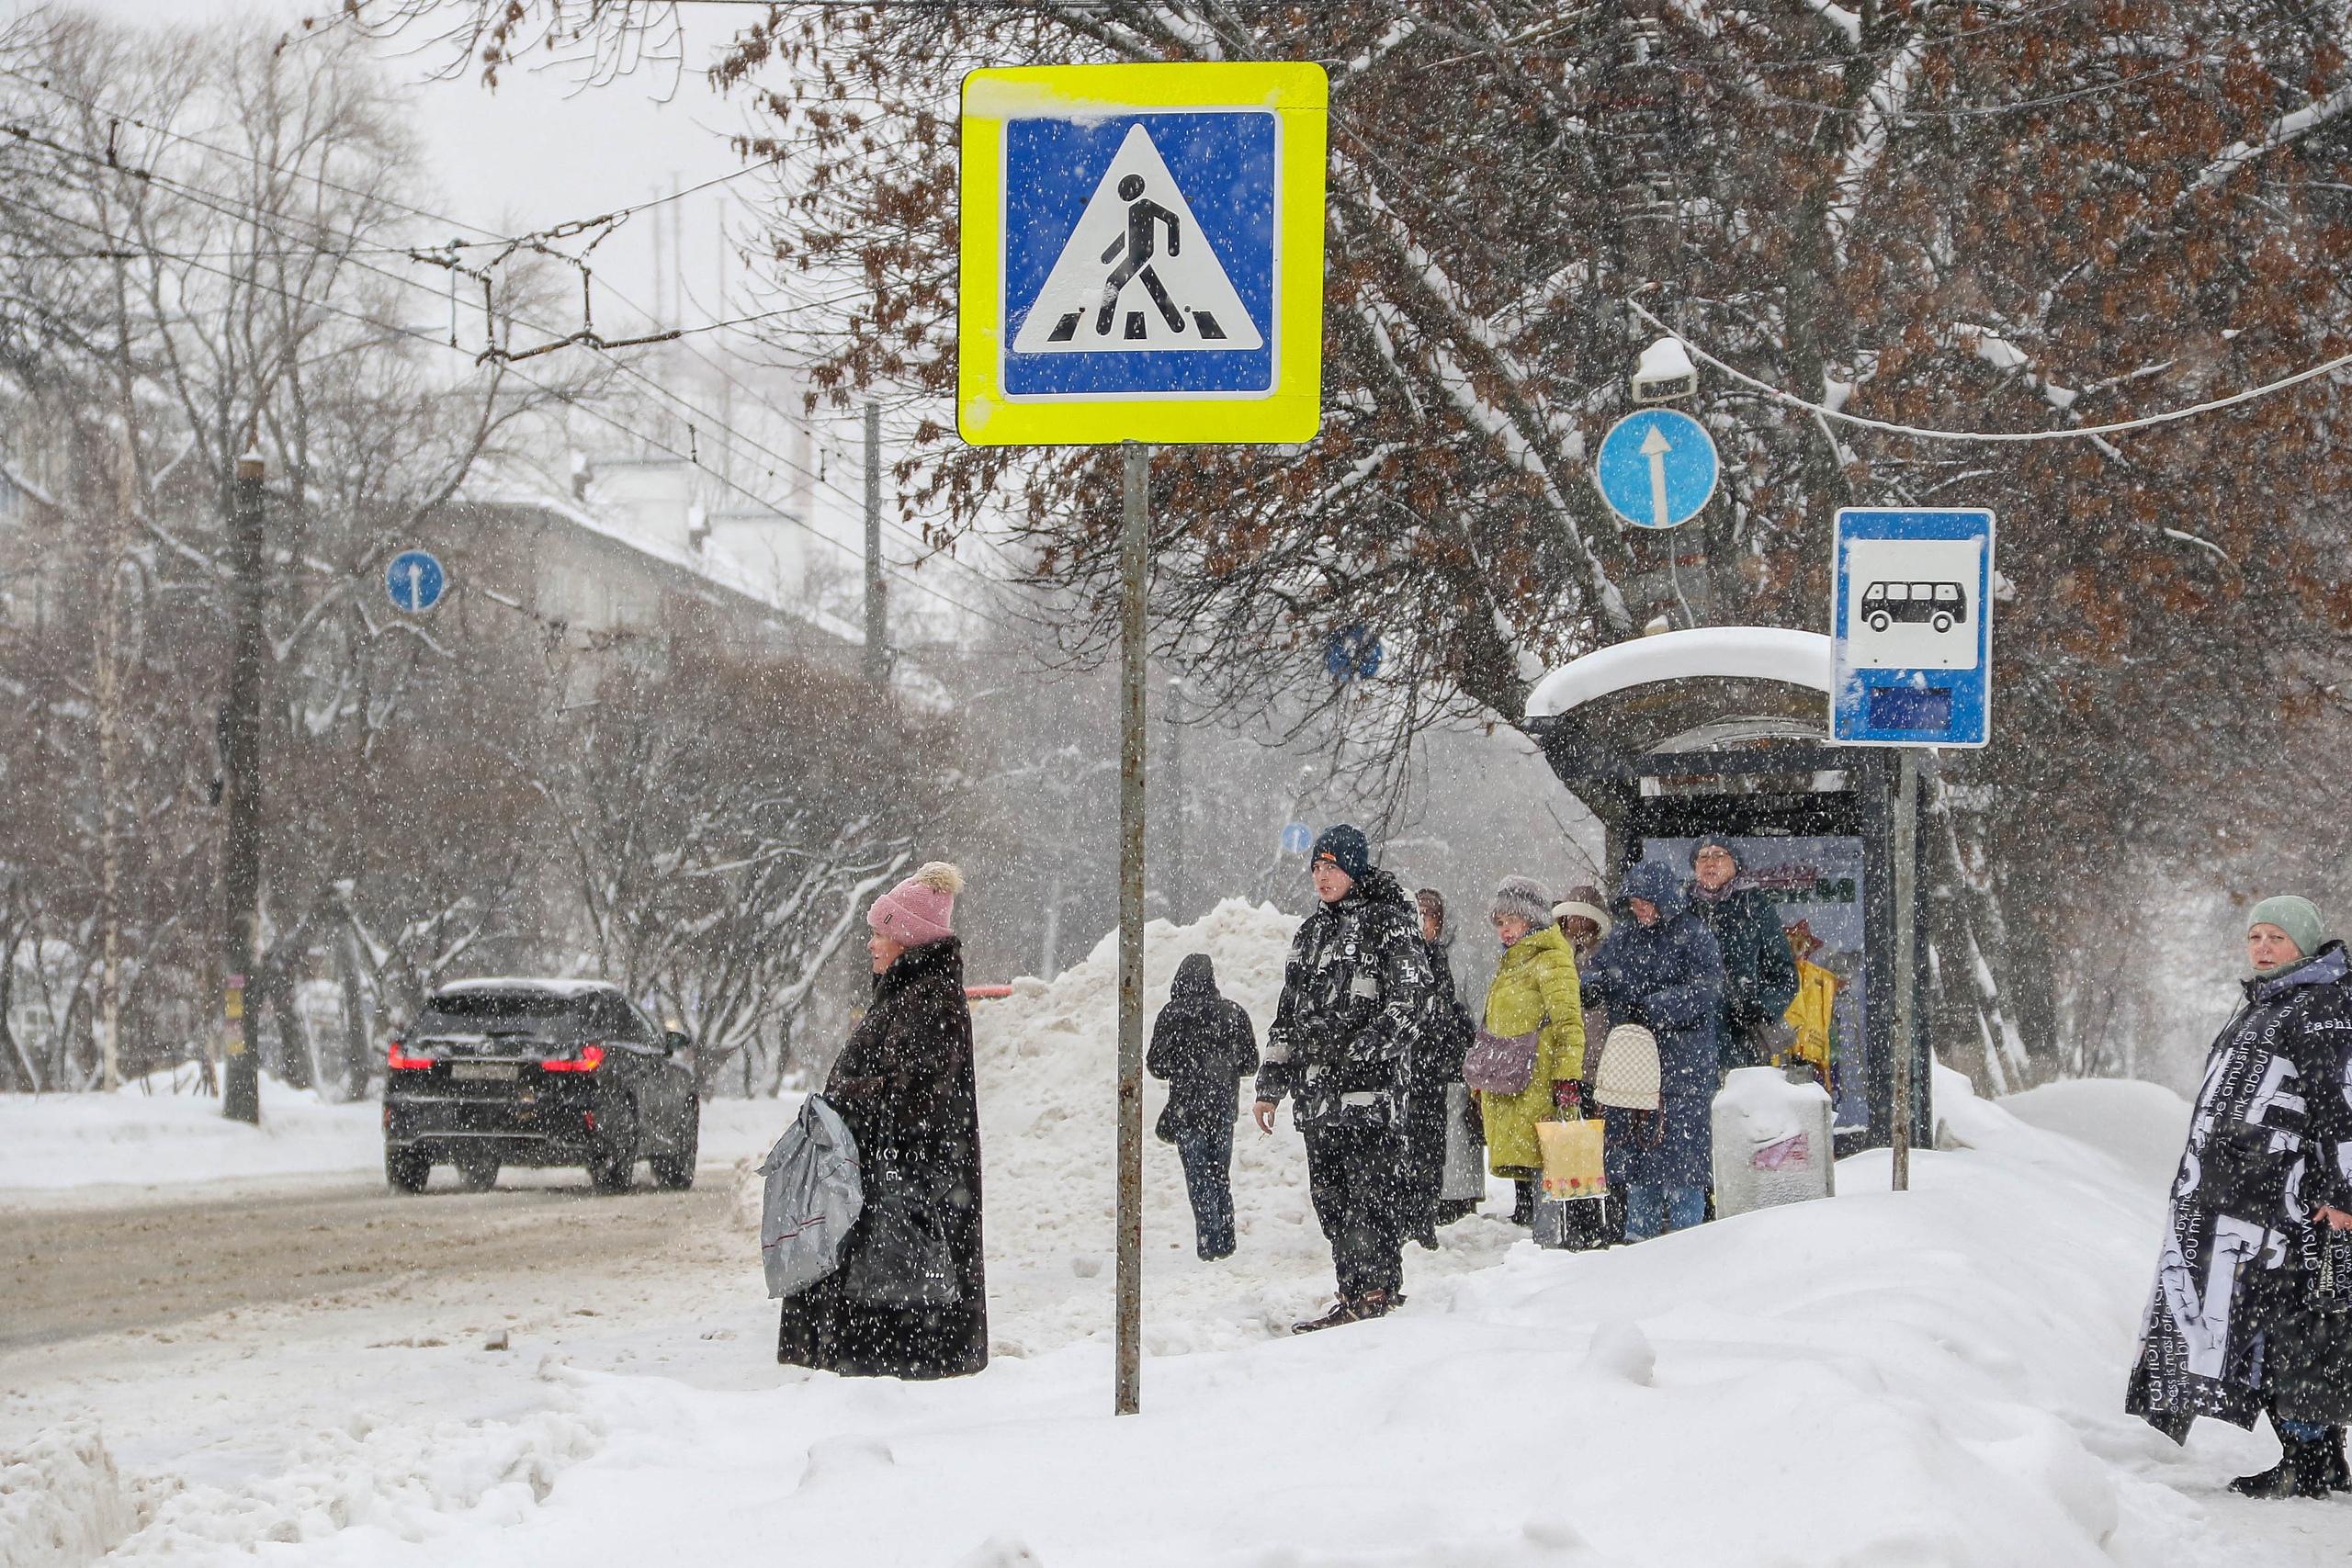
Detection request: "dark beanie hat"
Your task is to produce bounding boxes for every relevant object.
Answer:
[1311,824,1372,882]
[1690,834,1743,873]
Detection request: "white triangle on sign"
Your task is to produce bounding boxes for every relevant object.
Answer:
[1010,123,1265,355]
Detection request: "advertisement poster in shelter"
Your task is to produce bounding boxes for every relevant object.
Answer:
[1638,836,1870,1132]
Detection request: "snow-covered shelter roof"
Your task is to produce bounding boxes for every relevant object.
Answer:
[1524,627,1831,719]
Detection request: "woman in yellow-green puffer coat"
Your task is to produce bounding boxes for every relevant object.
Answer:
[1476,876,1587,1224]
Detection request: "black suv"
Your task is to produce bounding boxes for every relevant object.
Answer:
[382,979,700,1194]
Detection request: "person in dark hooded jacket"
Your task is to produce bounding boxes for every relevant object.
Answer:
[1579,859,1724,1240]
[1405,888,1476,1241]
[1148,953,1260,1259]
[2126,896,2352,1497]
[1253,825,1434,1332]
[777,863,987,1381]
[1684,836,1798,1075]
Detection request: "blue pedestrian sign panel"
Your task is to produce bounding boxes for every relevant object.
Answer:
[958,62,1328,446]
[1594,409,1718,531]
[385,548,447,615]
[1831,508,1995,748]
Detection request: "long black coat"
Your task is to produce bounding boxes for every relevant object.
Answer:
[1412,935,1475,1095]
[777,937,987,1380]
[2127,942,2352,1438]
[1148,953,1259,1141]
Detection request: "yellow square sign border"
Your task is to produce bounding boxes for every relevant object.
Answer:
[957,62,1328,447]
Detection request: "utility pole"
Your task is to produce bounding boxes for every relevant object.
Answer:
[220,444,266,1125]
[863,401,888,685]
[95,425,132,1092]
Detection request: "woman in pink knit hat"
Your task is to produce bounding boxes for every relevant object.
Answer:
[777,863,988,1380]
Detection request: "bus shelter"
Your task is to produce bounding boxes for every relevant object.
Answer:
[1521,627,1930,1156]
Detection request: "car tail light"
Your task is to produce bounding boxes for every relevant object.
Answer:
[541,1043,605,1074]
[387,1039,434,1070]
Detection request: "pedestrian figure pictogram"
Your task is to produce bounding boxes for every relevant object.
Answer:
[1011,124,1262,356]
[1068,174,1200,342]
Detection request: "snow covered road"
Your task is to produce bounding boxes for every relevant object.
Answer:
[3,1178,732,1355]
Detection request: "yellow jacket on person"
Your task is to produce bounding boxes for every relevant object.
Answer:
[1783,957,1840,1081]
[1477,922,1587,1176]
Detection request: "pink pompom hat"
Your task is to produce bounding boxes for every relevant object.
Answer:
[869,862,965,947]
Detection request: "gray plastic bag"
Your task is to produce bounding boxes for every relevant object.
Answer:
[1440,1083,1487,1201]
[760,1094,864,1300]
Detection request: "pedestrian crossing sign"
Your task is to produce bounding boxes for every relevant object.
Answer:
[959,62,1328,446]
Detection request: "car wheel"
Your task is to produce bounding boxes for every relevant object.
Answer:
[589,1098,639,1194]
[386,1147,431,1193]
[455,1155,500,1192]
[1867,611,1891,632]
[1931,612,1953,633]
[649,1105,699,1190]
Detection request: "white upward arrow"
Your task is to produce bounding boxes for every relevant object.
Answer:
[407,561,424,609]
[1640,425,1673,527]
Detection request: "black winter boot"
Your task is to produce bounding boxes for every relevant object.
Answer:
[1510,1179,1535,1227]
[2325,1427,2350,1492]
[2230,1435,2335,1499]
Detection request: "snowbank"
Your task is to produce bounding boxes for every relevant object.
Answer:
[2000,1077,2190,1190]
[0,1071,380,1191]
[972,897,1522,1355]
[0,1426,132,1568]
[0,1070,793,1193]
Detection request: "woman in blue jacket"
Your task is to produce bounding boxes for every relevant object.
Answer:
[1580,860,1725,1239]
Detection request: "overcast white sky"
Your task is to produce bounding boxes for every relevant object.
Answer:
[21,0,762,324]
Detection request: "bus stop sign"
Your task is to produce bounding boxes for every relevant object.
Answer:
[1831,508,1994,748]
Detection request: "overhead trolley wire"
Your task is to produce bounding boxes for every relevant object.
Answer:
[0,186,1020,638]
[1626,297,2352,443]
[1,65,1009,594]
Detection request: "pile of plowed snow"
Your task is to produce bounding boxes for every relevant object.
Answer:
[970,897,1521,1355]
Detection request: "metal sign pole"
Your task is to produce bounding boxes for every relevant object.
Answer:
[1114,440,1149,1416]
[1890,748,1919,1191]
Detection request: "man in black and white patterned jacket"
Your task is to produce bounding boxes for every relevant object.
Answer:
[1252,824,1433,1332]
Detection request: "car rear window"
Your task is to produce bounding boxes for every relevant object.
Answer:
[420,992,589,1027]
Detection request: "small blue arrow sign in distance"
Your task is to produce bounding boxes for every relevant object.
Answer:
[1324,625,1383,682]
[1280,822,1314,855]
[385,548,447,615]
[1594,409,1718,530]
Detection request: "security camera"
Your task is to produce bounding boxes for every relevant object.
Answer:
[1630,337,1698,404]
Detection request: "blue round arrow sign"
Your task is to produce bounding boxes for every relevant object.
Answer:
[1594,409,1718,530]
[1324,625,1383,682]
[385,549,447,614]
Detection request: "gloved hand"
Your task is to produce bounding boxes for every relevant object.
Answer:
[1552,1079,1580,1111]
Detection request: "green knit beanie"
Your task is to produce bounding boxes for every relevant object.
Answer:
[2248,896,2325,961]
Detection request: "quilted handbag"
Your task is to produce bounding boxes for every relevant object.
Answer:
[1591,1023,1663,1111]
